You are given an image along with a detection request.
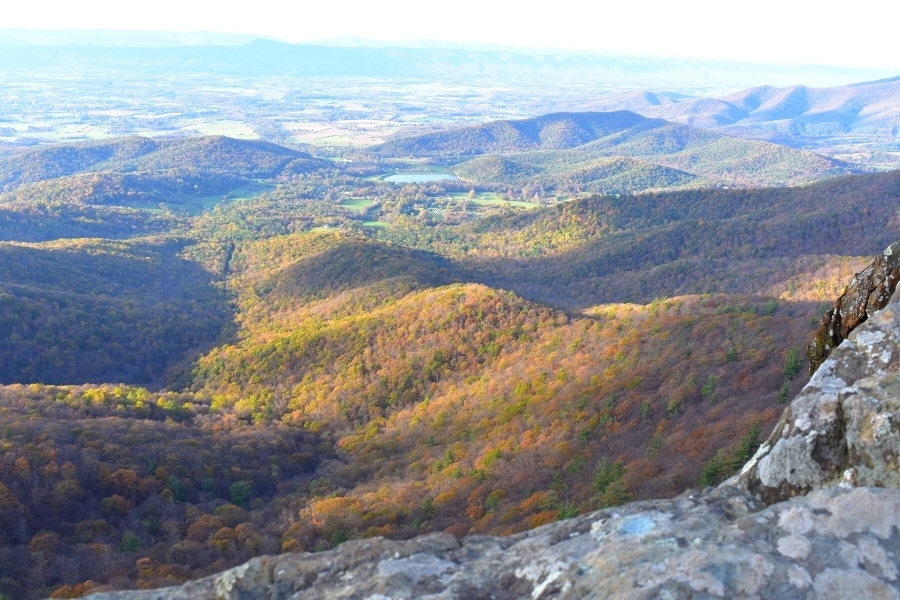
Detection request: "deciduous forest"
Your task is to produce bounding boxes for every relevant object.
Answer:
[0,132,892,598]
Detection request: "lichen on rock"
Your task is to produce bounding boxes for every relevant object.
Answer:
[83,486,900,599]
[732,286,900,504]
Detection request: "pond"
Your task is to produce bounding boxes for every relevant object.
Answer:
[383,172,458,183]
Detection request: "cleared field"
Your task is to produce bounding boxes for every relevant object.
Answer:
[363,220,390,228]
[127,182,275,215]
[182,120,259,139]
[451,193,540,208]
[285,120,403,146]
[0,121,114,143]
[197,182,274,208]
[307,135,356,146]
[338,198,376,210]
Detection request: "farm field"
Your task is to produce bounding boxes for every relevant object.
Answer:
[181,120,261,140]
[455,192,542,208]
[338,197,377,210]
[183,182,276,213]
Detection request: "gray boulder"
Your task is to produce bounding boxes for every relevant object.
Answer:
[731,284,900,503]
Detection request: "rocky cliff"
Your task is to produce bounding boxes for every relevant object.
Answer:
[85,246,900,600]
[807,240,900,373]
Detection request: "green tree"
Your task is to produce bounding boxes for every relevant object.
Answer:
[783,348,802,380]
[594,458,630,508]
[776,381,791,404]
[121,531,141,553]
[701,375,718,403]
[229,481,252,506]
[698,422,760,486]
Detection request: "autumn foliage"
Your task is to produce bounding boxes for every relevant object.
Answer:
[0,144,897,597]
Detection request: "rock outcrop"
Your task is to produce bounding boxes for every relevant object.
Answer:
[86,485,900,600]
[731,288,900,504]
[807,240,900,374]
[85,246,900,600]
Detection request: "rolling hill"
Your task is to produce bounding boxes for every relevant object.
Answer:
[0,135,326,191]
[0,237,232,386]
[0,171,250,208]
[580,76,900,166]
[378,111,659,158]
[377,111,853,193]
[0,129,897,597]
[454,155,698,194]
[0,199,183,242]
[0,136,334,241]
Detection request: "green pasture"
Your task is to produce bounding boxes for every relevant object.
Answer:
[338,198,376,210]
[120,181,275,214]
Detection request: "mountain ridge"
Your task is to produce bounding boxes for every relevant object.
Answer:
[578,76,900,166]
[0,39,889,90]
[376,111,853,193]
[0,136,316,190]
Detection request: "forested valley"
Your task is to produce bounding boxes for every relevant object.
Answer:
[0,131,894,598]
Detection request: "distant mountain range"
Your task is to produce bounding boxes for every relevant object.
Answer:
[0,34,891,93]
[578,77,900,167]
[377,111,853,192]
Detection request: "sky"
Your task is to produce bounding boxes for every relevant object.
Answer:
[2,0,899,70]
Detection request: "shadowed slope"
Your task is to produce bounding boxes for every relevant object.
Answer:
[0,238,232,385]
[374,170,900,309]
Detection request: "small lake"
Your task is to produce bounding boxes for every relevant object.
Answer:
[383,172,458,183]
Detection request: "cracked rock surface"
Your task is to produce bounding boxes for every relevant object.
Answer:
[732,283,900,504]
[84,486,900,599]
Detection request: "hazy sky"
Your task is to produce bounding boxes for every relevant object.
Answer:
[3,0,899,70]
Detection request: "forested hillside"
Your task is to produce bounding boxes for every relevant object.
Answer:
[0,134,896,598]
[376,171,900,308]
[378,112,660,157]
[0,201,183,242]
[454,155,698,195]
[0,136,317,190]
[376,111,852,193]
[0,237,231,385]
[0,172,251,210]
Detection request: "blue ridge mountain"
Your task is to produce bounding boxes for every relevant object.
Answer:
[377,111,853,192]
[578,77,900,166]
